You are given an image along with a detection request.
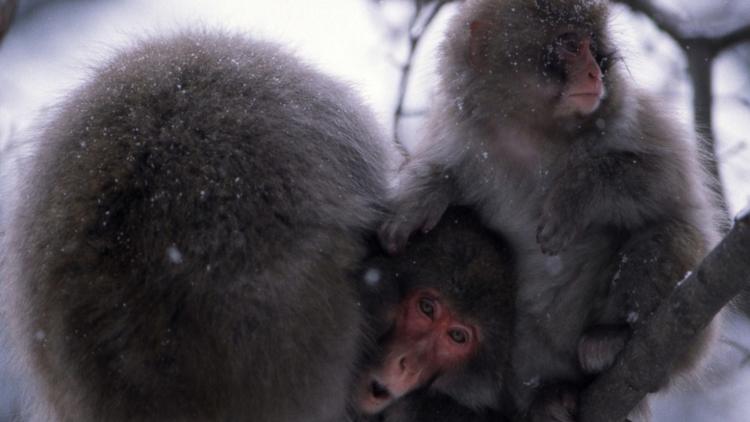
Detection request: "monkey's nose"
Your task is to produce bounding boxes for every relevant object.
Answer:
[370,380,391,400]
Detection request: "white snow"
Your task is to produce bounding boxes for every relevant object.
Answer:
[363,268,382,287]
[166,245,183,264]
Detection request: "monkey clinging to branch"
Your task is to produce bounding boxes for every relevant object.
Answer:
[379,0,724,420]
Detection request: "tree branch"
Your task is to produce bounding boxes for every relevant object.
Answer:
[611,0,685,42]
[610,0,750,219]
[0,0,17,44]
[714,22,750,53]
[579,211,750,422]
[392,0,453,160]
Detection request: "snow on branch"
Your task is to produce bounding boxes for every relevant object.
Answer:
[389,0,452,161]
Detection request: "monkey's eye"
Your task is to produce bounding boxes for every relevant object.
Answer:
[448,328,469,344]
[556,32,581,54]
[418,298,436,319]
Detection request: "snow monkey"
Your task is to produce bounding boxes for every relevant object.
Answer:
[357,207,514,422]
[379,0,723,420]
[4,31,392,422]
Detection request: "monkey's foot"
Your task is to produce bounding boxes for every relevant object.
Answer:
[578,325,630,374]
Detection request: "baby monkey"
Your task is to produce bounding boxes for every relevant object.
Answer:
[357,207,515,421]
[380,0,722,420]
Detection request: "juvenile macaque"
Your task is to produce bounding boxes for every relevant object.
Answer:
[380,0,722,419]
[3,32,390,421]
[357,207,515,421]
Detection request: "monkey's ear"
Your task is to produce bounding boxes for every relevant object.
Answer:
[468,20,491,70]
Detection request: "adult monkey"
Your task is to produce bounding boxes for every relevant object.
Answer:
[356,207,515,422]
[379,0,723,420]
[3,32,390,422]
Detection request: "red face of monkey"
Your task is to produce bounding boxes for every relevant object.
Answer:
[357,288,480,414]
[550,31,607,118]
[463,1,615,126]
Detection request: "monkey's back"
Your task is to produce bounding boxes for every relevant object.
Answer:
[6,32,387,421]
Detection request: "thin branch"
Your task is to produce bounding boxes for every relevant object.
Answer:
[611,0,750,220]
[714,22,750,53]
[720,338,750,367]
[0,0,17,44]
[392,0,453,160]
[611,0,685,42]
[579,212,750,422]
[397,109,428,118]
[718,140,747,160]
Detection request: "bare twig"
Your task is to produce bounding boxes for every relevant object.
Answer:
[0,0,17,44]
[613,0,750,220]
[721,338,750,367]
[391,0,454,160]
[612,0,684,40]
[579,212,750,422]
[714,22,750,53]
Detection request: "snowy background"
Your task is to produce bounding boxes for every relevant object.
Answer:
[0,0,749,420]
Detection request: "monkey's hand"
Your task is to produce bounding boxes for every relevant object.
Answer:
[378,198,449,255]
[578,325,630,375]
[526,384,578,422]
[536,187,585,256]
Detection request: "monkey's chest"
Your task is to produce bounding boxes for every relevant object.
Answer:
[458,157,543,228]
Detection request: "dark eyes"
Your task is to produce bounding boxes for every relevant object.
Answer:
[448,329,468,344]
[417,297,470,345]
[549,32,615,73]
[419,298,435,318]
[556,32,582,54]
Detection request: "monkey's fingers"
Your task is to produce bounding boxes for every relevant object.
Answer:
[578,325,629,375]
[378,218,414,255]
[420,208,446,234]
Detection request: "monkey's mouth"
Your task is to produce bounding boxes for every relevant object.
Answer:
[566,92,603,115]
[358,377,395,414]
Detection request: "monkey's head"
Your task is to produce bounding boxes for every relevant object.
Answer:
[356,207,514,415]
[441,0,622,129]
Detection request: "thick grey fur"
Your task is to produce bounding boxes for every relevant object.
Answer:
[379,0,724,419]
[2,31,388,422]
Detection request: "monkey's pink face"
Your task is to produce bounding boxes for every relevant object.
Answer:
[356,289,480,415]
[550,32,607,118]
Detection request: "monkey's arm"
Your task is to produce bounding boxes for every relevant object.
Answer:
[610,220,708,325]
[578,213,750,422]
[533,221,713,422]
[580,219,715,377]
[537,150,675,255]
[379,159,457,254]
